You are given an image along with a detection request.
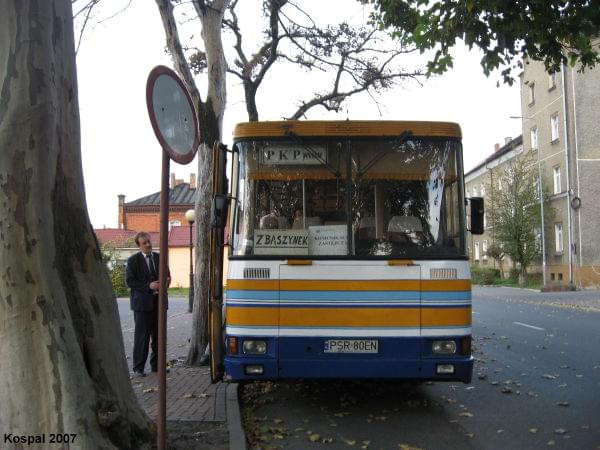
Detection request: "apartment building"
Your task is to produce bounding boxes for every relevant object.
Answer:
[465,136,523,277]
[518,54,600,287]
[466,52,600,288]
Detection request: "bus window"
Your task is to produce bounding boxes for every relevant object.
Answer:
[232,136,465,258]
[233,139,349,256]
[351,138,464,257]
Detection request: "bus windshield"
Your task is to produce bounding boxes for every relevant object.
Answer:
[232,136,465,258]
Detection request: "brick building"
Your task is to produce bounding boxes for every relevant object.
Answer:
[95,173,199,288]
[118,173,196,232]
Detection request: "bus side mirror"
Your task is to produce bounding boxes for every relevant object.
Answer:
[469,197,484,235]
[212,194,230,229]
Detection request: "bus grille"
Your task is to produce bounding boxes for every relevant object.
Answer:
[430,268,457,279]
[243,268,271,279]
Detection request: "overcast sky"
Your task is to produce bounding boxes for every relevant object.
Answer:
[76,0,522,229]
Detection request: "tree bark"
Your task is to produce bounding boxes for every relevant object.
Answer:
[189,0,229,365]
[0,1,153,447]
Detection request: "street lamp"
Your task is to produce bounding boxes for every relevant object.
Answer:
[185,208,196,313]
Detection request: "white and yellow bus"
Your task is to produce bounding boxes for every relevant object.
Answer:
[209,120,484,383]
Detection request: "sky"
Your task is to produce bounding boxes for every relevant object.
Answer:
[76,0,522,229]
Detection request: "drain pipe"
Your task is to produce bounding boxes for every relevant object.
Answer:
[560,64,573,285]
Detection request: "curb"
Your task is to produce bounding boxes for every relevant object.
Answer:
[226,383,247,450]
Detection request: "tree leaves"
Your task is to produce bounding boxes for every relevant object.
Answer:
[369,0,600,84]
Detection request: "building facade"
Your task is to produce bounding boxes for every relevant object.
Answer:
[465,136,523,277]
[118,173,196,232]
[466,52,600,288]
[94,173,198,289]
[518,53,600,287]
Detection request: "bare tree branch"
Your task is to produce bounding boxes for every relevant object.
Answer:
[155,0,202,106]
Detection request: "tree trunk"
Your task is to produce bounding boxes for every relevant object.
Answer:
[0,1,153,447]
[518,267,527,287]
[186,0,229,365]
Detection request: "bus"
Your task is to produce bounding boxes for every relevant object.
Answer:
[208,120,484,384]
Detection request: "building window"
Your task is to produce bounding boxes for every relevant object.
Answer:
[554,223,563,253]
[535,228,542,251]
[528,83,535,104]
[551,114,560,142]
[474,242,480,260]
[534,176,541,199]
[548,72,556,90]
[482,240,488,260]
[553,166,561,194]
[530,127,538,150]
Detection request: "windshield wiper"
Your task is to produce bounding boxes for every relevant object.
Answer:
[285,131,341,178]
[357,130,412,178]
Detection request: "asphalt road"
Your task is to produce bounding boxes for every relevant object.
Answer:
[240,286,600,450]
[117,296,193,372]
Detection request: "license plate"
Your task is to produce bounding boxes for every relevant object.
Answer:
[324,339,379,353]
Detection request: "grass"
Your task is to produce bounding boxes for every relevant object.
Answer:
[490,278,542,290]
[168,287,190,296]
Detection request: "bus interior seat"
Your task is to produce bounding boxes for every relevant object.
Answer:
[292,216,322,229]
[358,216,376,239]
[277,216,290,229]
[260,213,279,229]
[388,216,423,242]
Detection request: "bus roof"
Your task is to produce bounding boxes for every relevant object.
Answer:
[233,120,461,139]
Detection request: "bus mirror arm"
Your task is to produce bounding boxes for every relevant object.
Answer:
[212,194,230,229]
[467,197,484,235]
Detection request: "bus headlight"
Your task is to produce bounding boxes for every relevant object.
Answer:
[243,340,267,355]
[432,340,457,354]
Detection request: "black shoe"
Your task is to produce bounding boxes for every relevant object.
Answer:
[132,370,146,378]
[199,354,209,366]
[151,367,170,373]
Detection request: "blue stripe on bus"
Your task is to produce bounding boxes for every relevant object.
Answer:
[422,291,471,300]
[227,289,471,301]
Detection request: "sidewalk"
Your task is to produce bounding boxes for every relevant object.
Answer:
[120,298,246,449]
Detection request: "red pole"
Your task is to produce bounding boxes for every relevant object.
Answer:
[157,150,170,450]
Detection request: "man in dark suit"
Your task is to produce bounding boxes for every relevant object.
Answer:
[126,231,170,377]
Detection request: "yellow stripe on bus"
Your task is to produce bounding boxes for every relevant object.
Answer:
[422,307,472,327]
[422,279,471,291]
[228,279,279,291]
[233,120,462,139]
[227,306,471,328]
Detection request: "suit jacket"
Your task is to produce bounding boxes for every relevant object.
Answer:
[126,252,169,311]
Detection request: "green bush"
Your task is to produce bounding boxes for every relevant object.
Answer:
[110,263,128,297]
[508,268,520,281]
[471,266,501,285]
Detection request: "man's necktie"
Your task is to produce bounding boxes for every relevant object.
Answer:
[147,254,157,281]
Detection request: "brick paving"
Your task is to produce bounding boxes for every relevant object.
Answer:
[131,366,227,421]
[119,298,228,423]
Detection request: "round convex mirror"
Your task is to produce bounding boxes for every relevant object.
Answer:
[146,66,199,164]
